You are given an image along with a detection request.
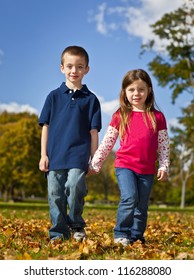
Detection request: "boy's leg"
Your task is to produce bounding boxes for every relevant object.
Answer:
[47,170,70,240]
[114,168,138,240]
[130,174,154,243]
[65,168,87,230]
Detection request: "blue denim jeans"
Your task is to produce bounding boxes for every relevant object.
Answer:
[47,169,87,239]
[114,168,154,240]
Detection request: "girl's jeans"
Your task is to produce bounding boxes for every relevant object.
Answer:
[47,169,87,239]
[114,168,154,240]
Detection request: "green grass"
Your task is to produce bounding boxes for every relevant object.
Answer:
[0,206,194,260]
[0,201,194,211]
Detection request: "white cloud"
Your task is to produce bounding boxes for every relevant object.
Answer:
[89,0,188,50]
[94,93,119,115]
[0,102,38,115]
[101,99,119,115]
[168,117,185,131]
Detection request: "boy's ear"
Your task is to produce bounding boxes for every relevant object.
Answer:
[85,66,90,75]
[60,64,65,74]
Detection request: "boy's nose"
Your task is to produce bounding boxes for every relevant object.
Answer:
[71,66,76,72]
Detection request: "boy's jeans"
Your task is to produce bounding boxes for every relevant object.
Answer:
[47,169,87,239]
[114,168,154,240]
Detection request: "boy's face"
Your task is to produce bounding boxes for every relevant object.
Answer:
[61,53,89,88]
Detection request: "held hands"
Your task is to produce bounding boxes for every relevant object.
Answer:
[157,170,168,181]
[87,167,100,176]
[39,155,49,172]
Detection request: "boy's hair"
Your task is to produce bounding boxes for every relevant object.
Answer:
[119,69,158,139]
[61,45,89,67]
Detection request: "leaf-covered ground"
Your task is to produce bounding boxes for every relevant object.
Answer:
[0,208,194,260]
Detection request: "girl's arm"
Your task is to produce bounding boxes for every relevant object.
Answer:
[157,129,170,180]
[39,124,49,172]
[89,125,119,173]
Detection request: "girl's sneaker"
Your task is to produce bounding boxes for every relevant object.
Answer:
[114,237,129,247]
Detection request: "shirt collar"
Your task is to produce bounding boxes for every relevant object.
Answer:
[59,82,90,95]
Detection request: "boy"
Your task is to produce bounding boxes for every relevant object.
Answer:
[39,46,101,241]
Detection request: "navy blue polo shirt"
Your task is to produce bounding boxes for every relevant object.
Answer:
[39,82,102,171]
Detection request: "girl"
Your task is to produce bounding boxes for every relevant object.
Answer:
[88,69,170,246]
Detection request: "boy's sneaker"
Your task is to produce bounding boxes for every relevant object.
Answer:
[130,237,145,245]
[72,228,87,241]
[114,237,130,247]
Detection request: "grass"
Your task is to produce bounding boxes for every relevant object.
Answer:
[0,203,194,260]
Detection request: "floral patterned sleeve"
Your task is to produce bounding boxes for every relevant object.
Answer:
[158,129,170,173]
[89,125,119,173]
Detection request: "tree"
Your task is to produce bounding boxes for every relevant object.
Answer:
[86,151,119,203]
[170,101,194,208]
[141,1,194,103]
[0,112,46,201]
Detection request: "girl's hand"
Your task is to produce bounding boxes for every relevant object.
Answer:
[157,170,168,181]
[87,168,99,176]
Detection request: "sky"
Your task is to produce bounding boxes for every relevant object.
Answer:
[0,0,193,141]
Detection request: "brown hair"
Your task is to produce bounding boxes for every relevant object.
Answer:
[119,69,158,139]
[61,45,89,67]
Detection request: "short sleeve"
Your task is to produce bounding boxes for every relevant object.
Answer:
[109,110,120,130]
[155,111,167,131]
[90,97,102,132]
[38,94,52,127]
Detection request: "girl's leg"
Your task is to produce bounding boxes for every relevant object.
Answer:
[114,168,138,239]
[130,174,154,242]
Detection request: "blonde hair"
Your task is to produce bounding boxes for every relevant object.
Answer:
[119,69,158,139]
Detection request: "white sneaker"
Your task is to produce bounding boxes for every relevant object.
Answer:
[72,228,87,241]
[114,238,129,247]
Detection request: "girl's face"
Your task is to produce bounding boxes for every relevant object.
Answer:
[60,53,89,89]
[125,79,150,111]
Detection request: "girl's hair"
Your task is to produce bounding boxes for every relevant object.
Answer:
[119,69,159,139]
[61,45,89,67]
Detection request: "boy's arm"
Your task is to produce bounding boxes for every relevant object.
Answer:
[90,129,99,159]
[39,124,49,172]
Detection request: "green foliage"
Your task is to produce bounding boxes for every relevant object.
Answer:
[0,112,46,201]
[169,100,194,207]
[141,1,194,102]
[86,151,119,203]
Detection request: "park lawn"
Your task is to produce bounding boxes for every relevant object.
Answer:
[0,205,194,260]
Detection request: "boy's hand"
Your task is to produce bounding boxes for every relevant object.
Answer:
[157,170,168,181]
[39,155,49,172]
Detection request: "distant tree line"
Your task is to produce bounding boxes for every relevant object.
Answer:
[0,108,193,207]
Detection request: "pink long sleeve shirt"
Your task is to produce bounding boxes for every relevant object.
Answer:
[90,109,170,175]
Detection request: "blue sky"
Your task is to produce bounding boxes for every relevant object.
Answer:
[0,0,192,139]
